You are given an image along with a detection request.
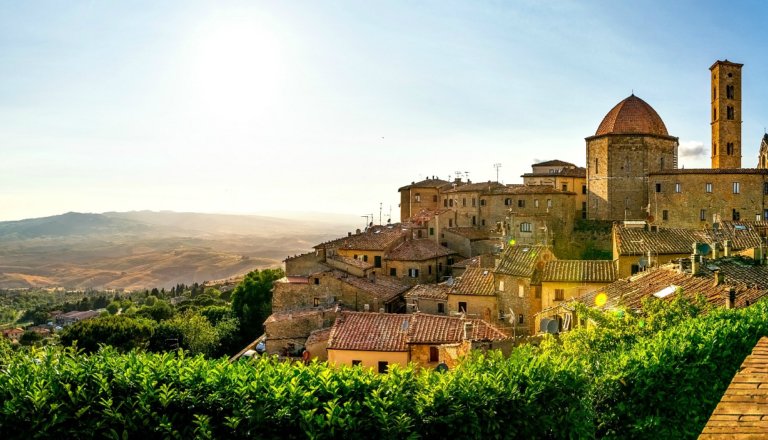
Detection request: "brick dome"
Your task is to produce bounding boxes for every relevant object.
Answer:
[595,95,669,136]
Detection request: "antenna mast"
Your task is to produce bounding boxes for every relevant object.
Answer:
[493,163,502,182]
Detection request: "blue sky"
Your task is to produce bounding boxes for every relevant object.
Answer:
[2,1,767,223]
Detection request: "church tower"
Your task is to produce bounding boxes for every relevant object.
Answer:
[711,60,743,169]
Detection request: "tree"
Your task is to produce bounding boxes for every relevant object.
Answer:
[160,311,218,356]
[106,301,120,315]
[60,316,155,352]
[230,268,284,344]
[135,300,174,322]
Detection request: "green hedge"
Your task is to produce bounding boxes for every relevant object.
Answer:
[1,299,767,439]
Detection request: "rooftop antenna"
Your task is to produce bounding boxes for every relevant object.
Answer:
[493,163,502,182]
[454,171,463,181]
[464,171,470,181]
[361,215,370,229]
[388,205,392,223]
[379,202,383,225]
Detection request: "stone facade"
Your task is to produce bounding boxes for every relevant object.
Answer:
[586,133,678,221]
[284,252,327,276]
[711,60,743,169]
[264,308,338,355]
[649,169,768,229]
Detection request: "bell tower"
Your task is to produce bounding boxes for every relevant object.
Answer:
[710,60,743,169]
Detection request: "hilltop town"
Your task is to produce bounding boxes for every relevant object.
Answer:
[258,59,768,371]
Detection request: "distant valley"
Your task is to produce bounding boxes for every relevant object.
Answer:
[0,211,353,290]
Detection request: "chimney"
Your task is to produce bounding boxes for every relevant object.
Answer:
[711,243,719,260]
[713,270,724,286]
[370,271,376,284]
[724,240,731,257]
[355,228,361,234]
[463,321,474,341]
[348,232,352,237]
[691,243,700,275]
[725,288,736,309]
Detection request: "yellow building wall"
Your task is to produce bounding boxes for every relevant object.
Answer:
[616,253,687,279]
[328,349,409,371]
[541,281,611,311]
[446,293,498,322]
[336,249,386,269]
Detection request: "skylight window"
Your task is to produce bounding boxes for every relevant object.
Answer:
[653,285,678,299]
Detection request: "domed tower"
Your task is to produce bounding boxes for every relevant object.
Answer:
[585,95,679,221]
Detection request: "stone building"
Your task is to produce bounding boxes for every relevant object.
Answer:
[404,283,450,315]
[522,160,587,219]
[586,94,679,222]
[383,239,456,284]
[263,306,339,355]
[710,60,743,169]
[398,177,457,222]
[759,133,768,169]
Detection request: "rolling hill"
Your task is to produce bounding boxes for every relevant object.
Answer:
[0,211,353,290]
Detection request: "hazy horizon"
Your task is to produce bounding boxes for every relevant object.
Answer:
[3,1,768,222]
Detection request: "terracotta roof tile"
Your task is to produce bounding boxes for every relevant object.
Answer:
[386,239,456,261]
[573,257,768,312]
[305,327,332,346]
[451,267,495,296]
[315,225,408,251]
[649,168,768,175]
[615,224,762,256]
[593,95,670,137]
[405,283,451,301]
[452,254,496,269]
[701,337,768,439]
[328,254,373,270]
[532,160,577,167]
[336,272,409,303]
[327,311,508,352]
[495,245,553,278]
[443,227,495,240]
[542,260,617,283]
[398,178,452,191]
[443,181,507,194]
[521,167,587,178]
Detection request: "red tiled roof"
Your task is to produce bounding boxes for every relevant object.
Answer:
[542,260,617,283]
[405,284,451,301]
[532,160,577,167]
[649,168,768,175]
[452,254,496,269]
[451,267,495,296]
[521,167,586,178]
[700,337,768,439]
[574,257,768,312]
[443,181,507,194]
[398,178,452,191]
[615,224,762,256]
[495,245,553,278]
[409,208,452,223]
[328,254,374,270]
[593,95,670,137]
[493,184,575,195]
[336,272,409,303]
[305,328,332,346]
[315,225,408,251]
[327,311,508,352]
[443,227,495,240]
[386,239,456,261]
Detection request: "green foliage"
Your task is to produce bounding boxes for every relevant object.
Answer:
[59,316,155,353]
[231,268,284,343]
[3,294,768,439]
[155,311,218,356]
[135,300,175,322]
[106,301,120,315]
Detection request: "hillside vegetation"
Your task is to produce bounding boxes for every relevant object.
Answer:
[0,211,351,290]
[1,295,765,439]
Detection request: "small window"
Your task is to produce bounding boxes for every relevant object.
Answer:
[352,360,362,366]
[443,199,448,207]
[713,108,717,121]
[429,346,439,363]
[764,182,768,195]
[437,303,445,314]
[428,265,432,275]
[432,195,438,202]
[547,199,552,208]
[518,284,525,298]
[675,183,681,193]
[472,198,476,207]
[378,361,389,374]
[314,278,320,285]
[655,183,662,193]
[595,158,599,173]
[408,268,420,278]
[727,142,734,155]
[448,219,453,227]
[504,198,512,206]
[582,185,587,195]
[438,262,442,273]
[764,209,768,221]
[534,199,540,208]
[700,209,706,221]
[713,86,717,99]
[429,227,434,236]
[727,85,735,99]
[733,209,740,221]
[562,184,567,191]
[660,157,665,170]
[733,182,740,194]
[520,222,532,232]
[472,216,476,226]
[499,281,505,291]
[631,264,640,275]
[727,106,734,120]
[481,219,486,226]
[662,210,669,221]
[518,314,525,325]
[313,297,319,307]
[462,198,466,207]
[480,199,486,206]
[390,268,397,276]
[555,289,564,301]
[705,183,712,193]
[518,199,525,208]
[415,193,421,202]
[374,256,382,268]
[458,302,467,313]
[363,255,368,263]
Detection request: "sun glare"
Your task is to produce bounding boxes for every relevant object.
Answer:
[185,16,285,125]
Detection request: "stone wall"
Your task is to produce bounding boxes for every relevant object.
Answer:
[264,308,338,355]
[284,252,326,276]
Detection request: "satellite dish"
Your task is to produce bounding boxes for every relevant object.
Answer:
[638,256,648,268]
[540,318,551,333]
[546,319,559,334]
[696,242,712,255]
[435,363,449,373]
